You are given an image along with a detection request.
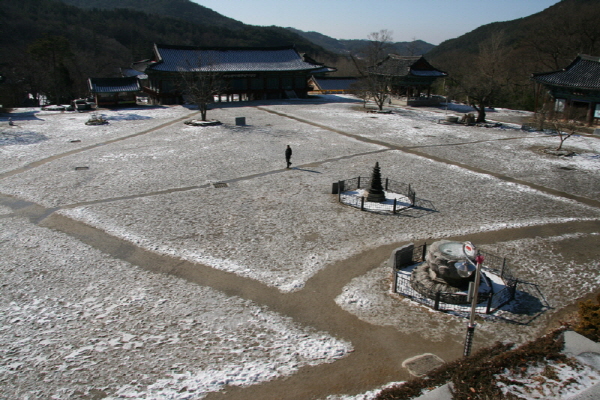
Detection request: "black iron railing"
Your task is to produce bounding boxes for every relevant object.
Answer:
[336,177,416,214]
[391,243,519,316]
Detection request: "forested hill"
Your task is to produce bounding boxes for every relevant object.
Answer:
[426,0,600,71]
[423,0,600,111]
[0,0,337,106]
[285,28,435,57]
[57,0,245,31]
[52,0,330,57]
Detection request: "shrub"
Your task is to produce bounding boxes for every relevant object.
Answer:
[374,329,567,400]
[575,294,600,342]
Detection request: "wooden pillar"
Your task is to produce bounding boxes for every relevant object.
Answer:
[565,99,572,121]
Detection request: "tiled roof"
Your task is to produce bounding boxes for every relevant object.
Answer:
[532,55,600,89]
[121,68,148,79]
[312,77,357,91]
[370,55,447,78]
[88,77,141,93]
[148,44,325,73]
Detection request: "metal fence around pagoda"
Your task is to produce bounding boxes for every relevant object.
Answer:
[334,177,416,214]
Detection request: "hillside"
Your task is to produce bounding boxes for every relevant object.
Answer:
[285,28,436,56]
[427,0,600,71]
[0,0,335,106]
[57,0,245,30]
[54,0,329,58]
[425,0,600,111]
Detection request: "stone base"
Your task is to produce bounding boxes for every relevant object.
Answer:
[410,263,489,305]
[184,119,222,126]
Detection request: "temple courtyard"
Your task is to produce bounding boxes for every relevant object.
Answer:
[1,95,600,399]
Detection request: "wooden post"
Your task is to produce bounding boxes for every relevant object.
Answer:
[360,197,365,211]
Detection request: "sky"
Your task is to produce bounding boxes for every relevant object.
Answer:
[192,0,561,45]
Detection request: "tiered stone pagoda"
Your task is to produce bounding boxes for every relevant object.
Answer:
[366,162,386,202]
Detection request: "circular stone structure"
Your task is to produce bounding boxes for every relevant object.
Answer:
[410,240,490,305]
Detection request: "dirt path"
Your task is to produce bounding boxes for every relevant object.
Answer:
[2,107,599,399]
[4,195,598,400]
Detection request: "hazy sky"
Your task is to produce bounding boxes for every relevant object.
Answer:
[192,0,561,45]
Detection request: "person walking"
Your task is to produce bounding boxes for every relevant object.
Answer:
[285,145,292,169]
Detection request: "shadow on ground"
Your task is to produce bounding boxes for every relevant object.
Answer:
[494,281,553,325]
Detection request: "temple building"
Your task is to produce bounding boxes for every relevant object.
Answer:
[137,44,333,105]
[531,54,600,126]
[368,55,447,105]
[87,77,141,107]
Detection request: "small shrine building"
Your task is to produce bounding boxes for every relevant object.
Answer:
[368,55,447,102]
[87,77,141,107]
[531,54,600,126]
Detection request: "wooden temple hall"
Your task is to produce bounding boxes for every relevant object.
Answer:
[532,54,600,126]
[369,55,448,104]
[135,44,334,105]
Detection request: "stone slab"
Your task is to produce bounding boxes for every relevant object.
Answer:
[413,383,454,400]
[402,353,445,377]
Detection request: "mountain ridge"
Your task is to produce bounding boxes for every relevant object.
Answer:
[285,27,436,56]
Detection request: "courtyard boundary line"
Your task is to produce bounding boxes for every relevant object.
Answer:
[50,149,391,210]
[0,111,201,181]
[256,106,600,210]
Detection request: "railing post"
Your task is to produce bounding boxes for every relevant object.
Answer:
[357,176,361,188]
[464,325,475,357]
[385,178,389,190]
[434,291,441,310]
[393,198,397,213]
[486,295,492,314]
[360,196,365,211]
[422,243,427,262]
[392,258,398,293]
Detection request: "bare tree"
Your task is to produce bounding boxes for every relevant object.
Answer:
[452,32,510,123]
[350,29,395,111]
[365,30,394,66]
[534,103,584,151]
[177,58,226,121]
[551,119,579,151]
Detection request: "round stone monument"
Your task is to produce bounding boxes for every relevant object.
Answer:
[410,240,488,304]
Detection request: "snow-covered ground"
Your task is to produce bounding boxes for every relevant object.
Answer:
[1,96,599,399]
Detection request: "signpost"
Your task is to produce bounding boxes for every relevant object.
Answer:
[463,253,484,357]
